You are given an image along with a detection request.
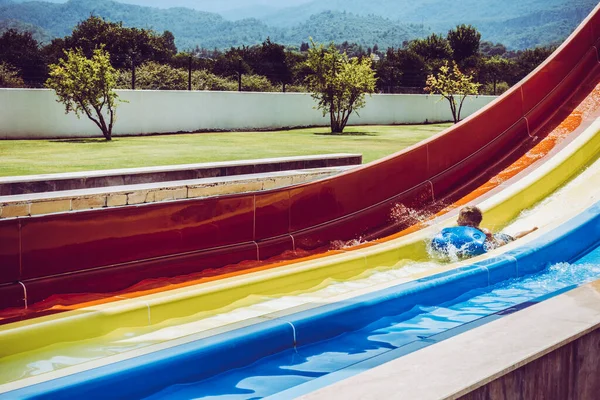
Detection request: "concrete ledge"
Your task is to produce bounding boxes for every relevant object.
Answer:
[298,280,600,400]
[0,154,362,195]
[0,167,352,219]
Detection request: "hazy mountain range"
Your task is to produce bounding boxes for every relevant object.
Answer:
[0,0,596,50]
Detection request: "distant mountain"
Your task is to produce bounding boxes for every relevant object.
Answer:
[260,0,572,26]
[0,0,273,48]
[0,0,596,50]
[259,0,597,49]
[115,0,313,14]
[284,12,423,49]
[0,18,51,43]
[0,0,423,49]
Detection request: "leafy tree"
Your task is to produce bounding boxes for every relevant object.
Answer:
[376,48,403,93]
[161,31,178,56]
[480,56,512,95]
[117,61,187,90]
[285,84,309,92]
[0,29,47,87]
[46,47,121,141]
[425,61,481,123]
[169,51,215,74]
[255,38,291,92]
[407,33,453,77]
[479,41,507,57]
[191,70,237,91]
[0,62,25,88]
[305,40,377,134]
[447,24,481,67]
[286,50,309,85]
[408,34,452,64]
[116,62,249,91]
[52,16,177,69]
[481,81,509,96]
[241,74,277,92]
[213,46,253,91]
[376,47,426,93]
[397,50,427,88]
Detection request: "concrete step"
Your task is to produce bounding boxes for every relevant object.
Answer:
[0,166,355,219]
[0,154,362,195]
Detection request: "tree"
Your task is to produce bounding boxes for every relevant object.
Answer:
[51,16,177,70]
[407,33,453,77]
[408,34,452,63]
[481,56,512,95]
[213,46,253,91]
[255,38,291,92]
[376,48,404,93]
[0,62,25,88]
[479,41,507,57]
[0,29,47,87]
[376,48,426,93]
[447,24,481,68]
[305,40,377,134]
[117,61,187,90]
[46,47,121,141]
[425,61,481,123]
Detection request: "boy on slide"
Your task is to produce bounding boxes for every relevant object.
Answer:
[456,206,538,249]
[431,206,538,258]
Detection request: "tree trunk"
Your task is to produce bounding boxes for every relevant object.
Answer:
[331,123,343,133]
[448,97,458,123]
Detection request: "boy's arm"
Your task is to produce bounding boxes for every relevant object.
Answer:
[513,227,539,239]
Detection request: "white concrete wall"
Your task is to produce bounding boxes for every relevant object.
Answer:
[0,89,496,139]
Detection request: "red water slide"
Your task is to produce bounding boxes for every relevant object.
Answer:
[1,5,599,310]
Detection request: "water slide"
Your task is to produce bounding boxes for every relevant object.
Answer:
[0,6,599,397]
[1,4,599,313]
[1,102,600,397]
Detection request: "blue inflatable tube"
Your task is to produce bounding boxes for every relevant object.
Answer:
[430,226,487,257]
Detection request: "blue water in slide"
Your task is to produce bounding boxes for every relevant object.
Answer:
[143,245,600,400]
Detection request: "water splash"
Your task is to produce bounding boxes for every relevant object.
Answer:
[427,241,470,263]
[389,203,434,226]
[330,237,367,250]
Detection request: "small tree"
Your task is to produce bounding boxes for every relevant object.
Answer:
[46,47,120,140]
[305,40,376,134]
[0,62,26,88]
[425,61,481,124]
[481,56,512,95]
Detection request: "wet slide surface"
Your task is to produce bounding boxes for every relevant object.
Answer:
[0,5,599,318]
[3,196,599,399]
[2,153,600,391]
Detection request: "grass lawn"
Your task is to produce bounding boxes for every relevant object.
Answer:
[0,124,450,177]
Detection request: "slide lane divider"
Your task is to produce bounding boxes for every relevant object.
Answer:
[3,201,599,400]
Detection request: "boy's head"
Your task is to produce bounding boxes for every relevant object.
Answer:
[457,206,483,228]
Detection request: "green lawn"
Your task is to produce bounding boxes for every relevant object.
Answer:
[0,124,450,177]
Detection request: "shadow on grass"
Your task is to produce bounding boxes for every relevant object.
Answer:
[314,132,377,136]
[49,138,114,144]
